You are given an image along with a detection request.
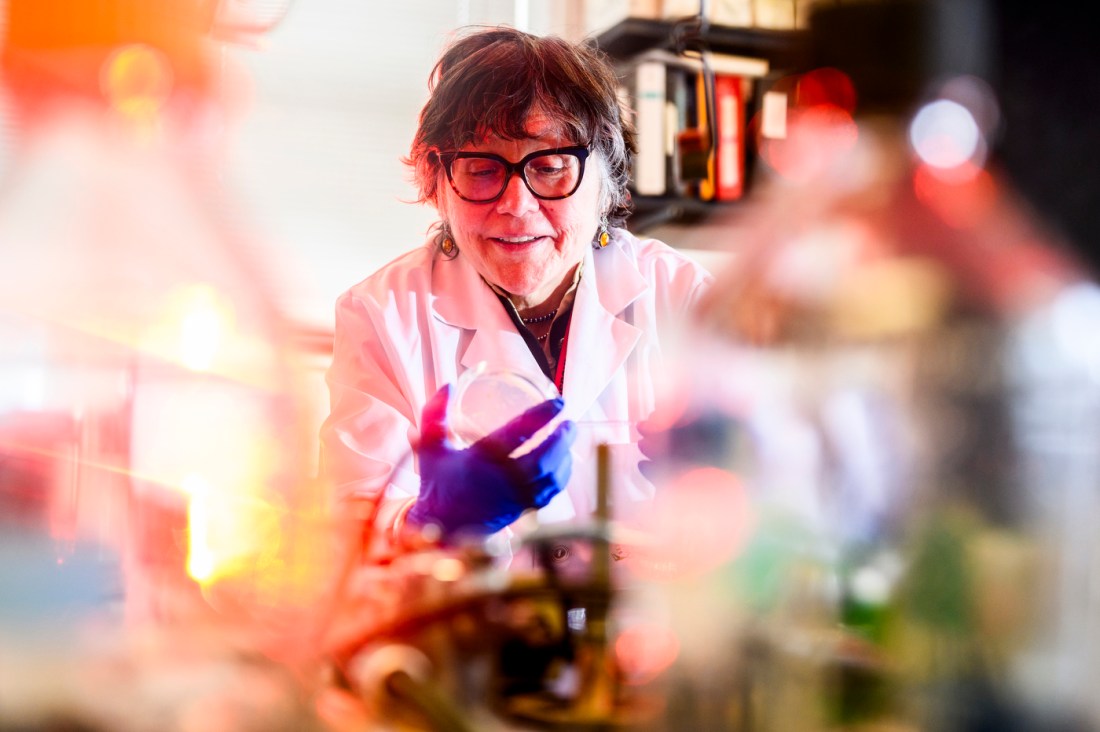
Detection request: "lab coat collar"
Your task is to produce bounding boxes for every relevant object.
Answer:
[430,232,648,415]
[431,247,540,380]
[560,235,646,418]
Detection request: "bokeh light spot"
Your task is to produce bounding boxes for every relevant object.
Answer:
[631,466,753,581]
[101,44,173,120]
[615,622,680,685]
[913,162,998,230]
[910,99,981,169]
[760,104,858,183]
[797,67,857,113]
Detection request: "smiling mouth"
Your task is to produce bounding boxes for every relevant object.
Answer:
[492,235,547,244]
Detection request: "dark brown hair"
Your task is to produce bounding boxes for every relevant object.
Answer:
[407,26,636,227]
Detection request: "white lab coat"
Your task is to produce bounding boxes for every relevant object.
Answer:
[320,227,712,539]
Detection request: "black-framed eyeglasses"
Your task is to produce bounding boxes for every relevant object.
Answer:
[438,146,590,203]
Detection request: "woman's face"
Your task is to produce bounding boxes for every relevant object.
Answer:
[438,113,604,309]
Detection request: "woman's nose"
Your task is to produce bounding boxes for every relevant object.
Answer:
[495,171,539,216]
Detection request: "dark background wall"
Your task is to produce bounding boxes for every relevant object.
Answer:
[991,3,1100,277]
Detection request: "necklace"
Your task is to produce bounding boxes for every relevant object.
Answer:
[521,308,557,325]
[536,332,549,342]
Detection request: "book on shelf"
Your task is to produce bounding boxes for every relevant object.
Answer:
[664,63,692,197]
[713,72,745,201]
[695,68,717,201]
[625,49,761,201]
[585,0,662,36]
[632,58,668,196]
[708,0,754,27]
[590,0,814,32]
[754,0,797,29]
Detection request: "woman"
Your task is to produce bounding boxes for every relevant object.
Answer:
[320,26,712,549]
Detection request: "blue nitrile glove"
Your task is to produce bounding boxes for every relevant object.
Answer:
[407,384,577,538]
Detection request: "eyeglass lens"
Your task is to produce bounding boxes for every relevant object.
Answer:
[449,151,583,202]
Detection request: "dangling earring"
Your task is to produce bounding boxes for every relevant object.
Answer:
[593,217,610,249]
[438,222,456,256]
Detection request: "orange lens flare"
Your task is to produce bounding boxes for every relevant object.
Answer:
[181,472,283,587]
[140,284,235,373]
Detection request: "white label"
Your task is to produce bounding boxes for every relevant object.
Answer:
[761,90,788,140]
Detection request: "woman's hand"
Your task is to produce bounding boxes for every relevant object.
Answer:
[407,384,577,539]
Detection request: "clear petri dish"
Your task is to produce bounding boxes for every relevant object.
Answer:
[448,364,558,449]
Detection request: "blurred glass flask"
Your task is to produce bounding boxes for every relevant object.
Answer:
[646,2,1100,729]
[0,0,325,630]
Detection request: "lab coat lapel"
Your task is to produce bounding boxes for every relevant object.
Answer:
[431,251,544,382]
[561,239,646,418]
[429,238,648,411]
